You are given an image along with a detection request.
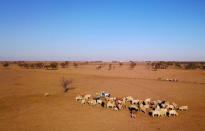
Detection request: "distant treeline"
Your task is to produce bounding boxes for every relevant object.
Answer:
[14,61,88,70]
[147,61,205,70]
[16,61,71,70]
[1,61,205,70]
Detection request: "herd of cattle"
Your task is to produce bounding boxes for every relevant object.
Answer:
[75,91,188,118]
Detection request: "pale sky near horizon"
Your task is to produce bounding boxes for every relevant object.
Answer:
[0,0,205,61]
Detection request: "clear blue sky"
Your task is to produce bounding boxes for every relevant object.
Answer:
[0,0,205,61]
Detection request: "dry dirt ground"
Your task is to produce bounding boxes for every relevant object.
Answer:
[0,63,205,131]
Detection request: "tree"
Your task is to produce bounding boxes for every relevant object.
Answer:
[96,65,102,70]
[65,61,69,67]
[175,63,182,69]
[119,62,123,66]
[184,63,198,70]
[73,63,78,68]
[23,63,29,69]
[50,62,58,70]
[108,64,112,70]
[61,77,72,92]
[35,63,44,69]
[30,64,35,69]
[201,65,205,70]
[3,62,9,68]
[18,63,24,68]
[60,63,66,68]
[130,61,136,69]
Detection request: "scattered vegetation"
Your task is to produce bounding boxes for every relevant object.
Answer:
[82,61,89,65]
[50,62,58,70]
[119,62,123,66]
[22,63,30,69]
[201,65,205,69]
[35,63,44,69]
[17,62,44,69]
[30,64,35,69]
[6,61,205,71]
[3,62,9,68]
[44,63,58,70]
[18,63,24,68]
[184,63,199,70]
[60,62,69,68]
[96,65,102,70]
[108,64,112,70]
[175,63,182,69]
[151,61,168,69]
[148,61,205,70]
[112,65,115,70]
[73,63,78,68]
[65,61,70,65]
[130,61,136,69]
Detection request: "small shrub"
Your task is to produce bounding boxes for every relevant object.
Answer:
[130,62,136,69]
[112,65,115,70]
[119,62,123,66]
[61,77,72,92]
[184,63,198,70]
[167,62,173,66]
[50,62,58,70]
[60,63,66,68]
[96,65,102,70]
[65,61,69,67]
[60,61,69,68]
[35,63,44,69]
[44,65,50,70]
[23,63,29,69]
[108,64,112,70]
[3,62,9,68]
[201,65,205,70]
[73,63,78,68]
[18,63,24,68]
[151,62,167,69]
[175,63,182,69]
[83,61,89,65]
[30,64,35,69]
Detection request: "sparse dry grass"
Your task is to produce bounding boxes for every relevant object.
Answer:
[0,62,205,131]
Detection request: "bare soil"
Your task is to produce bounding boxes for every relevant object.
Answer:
[0,63,205,131]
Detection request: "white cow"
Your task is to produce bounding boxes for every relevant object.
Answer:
[169,110,178,116]
[97,99,103,105]
[152,110,161,117]
[84,94,91,100]
[159,108,167,116]
[126,96,134,102]
[76,95,83,102]
[132,99,139,105]
[107,101,115,108]
[81,99,86,104]
[179,106,188,111]
[145,98,151,104]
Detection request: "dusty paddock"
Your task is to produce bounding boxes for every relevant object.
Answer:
[0,64,205,131]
